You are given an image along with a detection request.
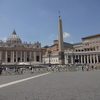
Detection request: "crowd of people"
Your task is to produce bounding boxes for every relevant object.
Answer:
[0,64,99,75]
[81,65,98,71]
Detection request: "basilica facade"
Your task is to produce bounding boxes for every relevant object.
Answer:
[0,30,42,64]
[43,34,100,64]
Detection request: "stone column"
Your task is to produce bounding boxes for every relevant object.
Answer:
[90,54,92,63]
[65,55,68,64]
[93,54,95,63]
[24,51,26,62]
[78,55,79,59]
[21,51,22,62]
[11,51,13,62]
[75,55,76,59]
[34,52,36,62]
[39,52,41,62]
[87,55,89,63]
[71,55,73,64]
[16,51,18,62]
[5,51,7,63]
[84,55,86,63]
[12,51,14,63]
[96,54,99,63]
[65,54,67,64]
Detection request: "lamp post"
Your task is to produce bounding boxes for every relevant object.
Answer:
[48,50,52,67]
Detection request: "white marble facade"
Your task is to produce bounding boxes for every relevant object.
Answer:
[0,30,42,63]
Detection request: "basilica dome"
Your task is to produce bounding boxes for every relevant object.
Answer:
[6,30,22,43]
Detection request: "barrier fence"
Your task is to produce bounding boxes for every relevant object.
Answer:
[0,64,100,76]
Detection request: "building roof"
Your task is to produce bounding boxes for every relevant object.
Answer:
[6,30,22,43]
[82,33,100,39]
[72,42,82,45]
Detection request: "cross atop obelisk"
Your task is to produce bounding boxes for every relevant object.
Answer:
[58,11,60,18]
[58,11,65,65]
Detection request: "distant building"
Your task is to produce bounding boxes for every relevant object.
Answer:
[42,34,100,64]
[0,30,43,64]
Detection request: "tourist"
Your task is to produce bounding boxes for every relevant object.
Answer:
[5,67,9,75]
[86,66,89,71]
[20,67,23,74]
[51,66,54,72]
[95,66,97,69]
[82,66,84,71]
[91,65,94,70]
[0,67,2,75]
[14,67,19,73]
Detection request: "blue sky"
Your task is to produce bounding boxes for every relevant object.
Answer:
[0,0,100,47]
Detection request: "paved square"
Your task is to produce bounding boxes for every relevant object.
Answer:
[0,70,100,100]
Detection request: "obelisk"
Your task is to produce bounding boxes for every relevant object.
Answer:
[58,11,65,65]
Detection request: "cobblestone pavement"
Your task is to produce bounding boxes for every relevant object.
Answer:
[0,70,100,100]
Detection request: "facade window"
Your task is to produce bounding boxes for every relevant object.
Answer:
[18,51,21,54]
[7,51,11,54]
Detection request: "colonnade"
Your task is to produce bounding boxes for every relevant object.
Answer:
[0,51,41,63]
[65,53,100,64]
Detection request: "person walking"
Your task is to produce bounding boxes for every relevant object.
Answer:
[91,65,94,70]
[31,67,34,74]
[82,66,84,71]
[5,67,9,75]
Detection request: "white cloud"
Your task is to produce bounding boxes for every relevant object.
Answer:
[70,41,74,44]
[49,34,54,39]
[63,32,70,38]
[0,37,7,42]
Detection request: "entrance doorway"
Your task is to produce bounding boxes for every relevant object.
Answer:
[7,58,10,62]
[36,56,39,62]
[27,58,29,61]
[18,58,20,62]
